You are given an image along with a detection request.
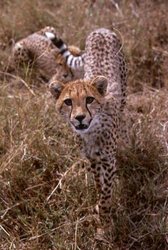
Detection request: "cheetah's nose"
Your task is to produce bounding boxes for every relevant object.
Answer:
[75,115,86,123]
[63,73,68,78]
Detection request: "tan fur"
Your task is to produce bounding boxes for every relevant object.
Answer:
[12,26,82,82]
[50,28,127,230]
[52,78,106,129]
[50,76,119,228]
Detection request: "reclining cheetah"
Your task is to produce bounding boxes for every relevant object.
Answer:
[11,26,83,82]
[49,28,127,230]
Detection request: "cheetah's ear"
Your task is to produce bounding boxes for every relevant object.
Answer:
[49,81,65,100]
[91,76,108,96]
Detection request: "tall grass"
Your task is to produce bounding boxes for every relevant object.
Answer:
[0,0,167,249]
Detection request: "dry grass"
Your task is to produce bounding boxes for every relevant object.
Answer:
[0,0,168,249]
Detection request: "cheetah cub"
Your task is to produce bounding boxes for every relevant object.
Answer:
[50,28,127,230]
[11,26,82,82]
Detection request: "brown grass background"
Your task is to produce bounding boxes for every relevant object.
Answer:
[0,0,168,249]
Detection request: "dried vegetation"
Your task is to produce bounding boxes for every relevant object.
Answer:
[0,0,167,249]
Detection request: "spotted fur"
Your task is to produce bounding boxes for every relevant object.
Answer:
[50,28,127,228]
[47,28,127,111]
[12,26,83,82]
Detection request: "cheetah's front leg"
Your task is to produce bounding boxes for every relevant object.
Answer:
[98,158,117,228]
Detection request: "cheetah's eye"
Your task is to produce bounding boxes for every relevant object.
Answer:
[64,98,72,106]
[86,96,95,104]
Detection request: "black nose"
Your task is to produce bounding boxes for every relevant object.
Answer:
[63,73,68,78]
[75,115,86,123]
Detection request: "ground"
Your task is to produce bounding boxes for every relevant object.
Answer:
[0,0,168,249]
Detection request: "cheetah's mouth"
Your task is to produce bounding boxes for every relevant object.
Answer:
[75,124,89,130]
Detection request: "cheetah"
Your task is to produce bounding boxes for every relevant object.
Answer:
[49,28,127,230]
[45,28,127,111]
[11,26,83,82]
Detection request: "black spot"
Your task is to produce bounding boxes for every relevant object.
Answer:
[91,163,96,169]
[95,152,101,156]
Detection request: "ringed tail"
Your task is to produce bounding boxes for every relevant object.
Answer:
[45,31,84,69]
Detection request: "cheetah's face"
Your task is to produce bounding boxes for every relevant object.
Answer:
[50,76,108,133]
[54,55,74,83]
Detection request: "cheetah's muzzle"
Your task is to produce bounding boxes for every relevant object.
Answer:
[75,123,89,130]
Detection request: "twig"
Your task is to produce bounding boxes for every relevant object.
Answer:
[111,0,123,17]
[46,160,85,201]
[0,224,10,237]
[1,202,22,219]
[0,71,36,96]
[152,46,168,56]
[0,140,25,174]
[28,216,86,241]
[74,219,79,250]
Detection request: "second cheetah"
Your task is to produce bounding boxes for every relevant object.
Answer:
[11,26,83,82]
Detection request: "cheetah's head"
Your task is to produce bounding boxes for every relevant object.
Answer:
[50,76,108,133]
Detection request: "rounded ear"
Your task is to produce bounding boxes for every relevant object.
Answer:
[91,76,108,96]
[45,31,56,40]
[49,81,65,100]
